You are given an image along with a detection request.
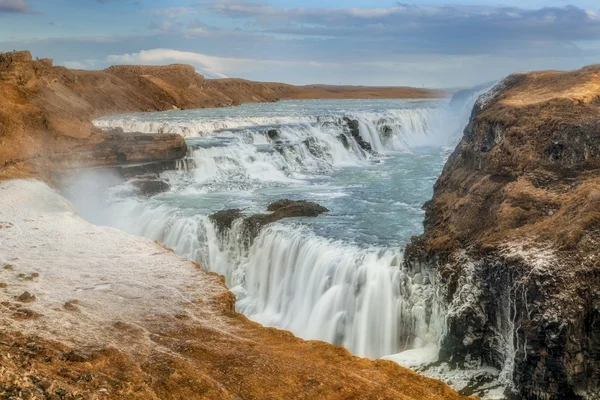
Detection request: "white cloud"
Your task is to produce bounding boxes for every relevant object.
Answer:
[105,49,303,78]
[61,59,100,69]
[148,7,194,19]
[63,61,86,69]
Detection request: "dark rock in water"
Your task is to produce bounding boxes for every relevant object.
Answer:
[343,117,372,151]
[381,125,393,139]
[302,137,326,158]
[211,200,329,246]
[245,200,329,243]
[131,178,170,196]
[267,129,280,141]
[266,199,329,216]
[337,133,351,149]
[210,209,244,233]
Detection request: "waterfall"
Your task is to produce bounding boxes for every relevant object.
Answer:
[70,97,480,362]
[93,106,459,151]
[98,200,444,359]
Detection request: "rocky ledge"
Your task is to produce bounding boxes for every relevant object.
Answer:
[405,66,600,399]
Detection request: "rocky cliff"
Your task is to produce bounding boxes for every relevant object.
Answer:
[406,67,600,399]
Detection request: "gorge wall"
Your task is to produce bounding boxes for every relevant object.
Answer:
[407,67,600,399]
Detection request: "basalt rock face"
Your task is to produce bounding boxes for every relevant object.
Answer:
[405,67,600,399]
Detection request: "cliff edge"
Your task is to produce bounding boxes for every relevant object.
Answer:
[405,66,600,398]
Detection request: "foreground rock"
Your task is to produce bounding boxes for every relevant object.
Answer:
[0,180,465,400]
[211,199,329,245]
[405,66,600,399]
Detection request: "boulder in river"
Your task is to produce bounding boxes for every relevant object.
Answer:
[210,199,329,245]
[130,178,171,196]
[267,129,280,141]
[343,117,372,151]
[209,209,244,233]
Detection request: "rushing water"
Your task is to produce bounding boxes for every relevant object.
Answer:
[66,98,476,360]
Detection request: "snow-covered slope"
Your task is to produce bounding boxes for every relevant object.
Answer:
[0,179,229,350]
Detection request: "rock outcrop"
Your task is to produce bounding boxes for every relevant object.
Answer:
[211,199,329,245]
[405,67,600,399]
[343,117,373,151]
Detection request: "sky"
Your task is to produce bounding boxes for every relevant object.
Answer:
[1,0,600,87]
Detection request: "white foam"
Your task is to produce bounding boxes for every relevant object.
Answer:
[94,107,462,151]
[382,343,439,368]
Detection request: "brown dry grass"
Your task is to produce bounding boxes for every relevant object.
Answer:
[417,65,600,260]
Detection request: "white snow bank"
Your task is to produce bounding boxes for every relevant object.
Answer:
[0,179,228,350]
[382,343,439,368]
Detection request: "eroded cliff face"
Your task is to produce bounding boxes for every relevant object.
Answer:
[406,67,600,399]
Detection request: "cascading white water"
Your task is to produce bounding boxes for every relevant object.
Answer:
[71,98,479,362]
[93,115,318,137]
[99,200,444,359]
[94,104,459,151]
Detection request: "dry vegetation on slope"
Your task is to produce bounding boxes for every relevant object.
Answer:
[420,66,600,256]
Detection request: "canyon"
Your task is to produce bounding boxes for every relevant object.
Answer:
[0,51,442,181]
[0,50,461,399]
[1,49,599,400]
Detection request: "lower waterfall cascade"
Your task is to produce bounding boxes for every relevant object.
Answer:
[66,97,481,362]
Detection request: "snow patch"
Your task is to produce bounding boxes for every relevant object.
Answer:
[0,179,228,350]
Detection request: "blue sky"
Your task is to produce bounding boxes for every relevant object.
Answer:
[1,0,599,87]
